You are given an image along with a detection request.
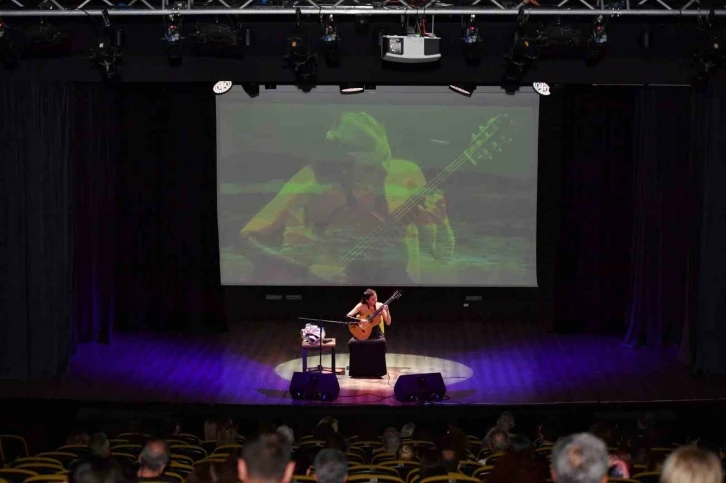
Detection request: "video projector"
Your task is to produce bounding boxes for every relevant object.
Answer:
[381,33,442,64]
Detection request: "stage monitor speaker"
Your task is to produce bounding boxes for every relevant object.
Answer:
[289,372,340,401]
[394,372,447,402]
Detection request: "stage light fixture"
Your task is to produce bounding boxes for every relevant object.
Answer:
[449,84,475,97]
[461,15,483,63]
[0,18,18,67]
[89,9,124,81]
[533,82,550,95]
[213,81,233,95]
[163,3,185,65]
[340,83,364,94]
[320,14,341,67]
[284,8,318,86]
[586,15,609,65]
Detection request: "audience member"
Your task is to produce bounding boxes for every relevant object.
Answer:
[419,448,448,480]
[72,459,129,483]
[137,440,171,481]
[204,420,219,442]
[536,416,563,447]
[325,433,348,453]
[660,446,723,483]
[480,427,510,464]
[217,421,239,447]
[383,428,402,454]
[313,449,348,483]
[496,412,516,435]
[401,423,416,439]
[550,433,609,483]
[238,434,295,483]
[397,444,416,462]
[485,434,548,483]
[69,433,128,476]
[276,426,295,447]
[186,458,240,483]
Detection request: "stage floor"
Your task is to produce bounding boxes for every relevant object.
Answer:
[2,320,725,406]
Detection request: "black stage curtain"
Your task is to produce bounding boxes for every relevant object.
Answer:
[551,85,726,376]
[72,84,118,345]
[622,88,697,348]
[686,86,726,375]
[113,84,225,333]
[552,87,697,346]
[0,83,75,379]
[1,83,224,380]
[553,87,636,334]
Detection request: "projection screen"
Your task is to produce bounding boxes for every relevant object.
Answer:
[217,86,539,287]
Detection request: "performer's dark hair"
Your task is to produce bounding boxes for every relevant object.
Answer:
[361,289,377,305]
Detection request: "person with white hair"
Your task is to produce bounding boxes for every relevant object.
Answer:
[550,433,609,483]
[660,446,723,483]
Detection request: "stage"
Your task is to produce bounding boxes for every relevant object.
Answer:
[1,319,724,407]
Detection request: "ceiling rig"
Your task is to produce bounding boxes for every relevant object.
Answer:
[0,0,724,17]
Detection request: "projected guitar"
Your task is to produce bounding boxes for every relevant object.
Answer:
[240,114,517,284]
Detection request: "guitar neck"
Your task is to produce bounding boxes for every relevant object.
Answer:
[339,118,505,268]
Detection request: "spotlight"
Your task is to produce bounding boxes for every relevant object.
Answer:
[320,14,340,66]
[532,82,550,96]
[0,18,18,67]
[284,8,317,85]
[586,15,609,65]
[340,83,364,94]
[213,81,233,94]
[461,15,482,63]
[163,3,185,65]
[90,9,124,80]
[449,84,475,97]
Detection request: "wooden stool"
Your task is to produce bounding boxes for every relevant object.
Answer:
[301,338,343,374]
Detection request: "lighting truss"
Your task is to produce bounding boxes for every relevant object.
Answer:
[0,0,723,15]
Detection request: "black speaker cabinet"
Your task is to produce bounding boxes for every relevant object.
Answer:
[394,372,447,402]
[289,372,340,401]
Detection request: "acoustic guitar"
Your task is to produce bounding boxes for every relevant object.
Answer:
[348,290,402,340]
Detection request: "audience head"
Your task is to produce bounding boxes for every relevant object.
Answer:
[186,458,240,483]
[325,433,348,453]
[204,420,219,442]
[383,428,402,454]
[397,444,415,462]
[67,429,90,446]
[318,416,339,433]
[487,427,511,453]
[276,426,295,447]
[239,434,295,483]
[660,446,723,483]
[539,417,563,444]
[314,449,349,483]
[88,433,111,458]
[217,421,239,447]
[139,439,170,477]
[509,434,533,453]
[497,412,516,433]
[419,448,448,480]
[72,459,127,483]
[551,433,608,483]
[401,423,416,439]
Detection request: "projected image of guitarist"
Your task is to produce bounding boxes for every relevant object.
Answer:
[239,111,456,284]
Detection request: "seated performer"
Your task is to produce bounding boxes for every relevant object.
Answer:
[347,288,391,339]
[346,288,390,377]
